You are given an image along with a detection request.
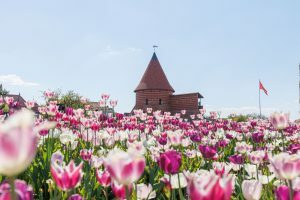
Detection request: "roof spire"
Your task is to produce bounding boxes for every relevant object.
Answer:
[153,45,158,53]
[134,51,174,93]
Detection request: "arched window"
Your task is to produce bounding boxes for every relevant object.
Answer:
[145,99,149,105]
[159,98,162,105]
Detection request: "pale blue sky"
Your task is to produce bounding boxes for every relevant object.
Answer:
[0,1,299,119]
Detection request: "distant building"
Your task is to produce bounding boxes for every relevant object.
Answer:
[88,101,114,113]
[133,52,204,115]
[2,93,39,113]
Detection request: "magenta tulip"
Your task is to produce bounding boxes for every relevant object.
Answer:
[229,154,244,165]
[276,185,300,200]
[158,150,182,174]
[68,194,83,200]
[0,179,33,200]
[199,145,217,159]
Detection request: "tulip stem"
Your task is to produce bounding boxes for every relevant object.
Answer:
[125,185,131,200]
[281,130,285,151]
[103,187,108,200]
[178,173,184,200]
[8,177,16,200]
[256,164,259,180]
[288,180,294,200]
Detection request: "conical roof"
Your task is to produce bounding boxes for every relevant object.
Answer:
[134,53,175,92]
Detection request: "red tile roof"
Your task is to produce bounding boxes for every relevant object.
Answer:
[134,53,175,92]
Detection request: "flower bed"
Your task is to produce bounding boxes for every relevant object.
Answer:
[0,92,298,200]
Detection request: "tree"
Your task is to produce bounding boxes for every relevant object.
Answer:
[59,90,85,109]
[0,84,9,96]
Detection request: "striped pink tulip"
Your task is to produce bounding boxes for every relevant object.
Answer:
[0,110,39,177]
[96,169,111,187]
[50,151,83,191]
[111,181,132,200]
[104,148,145,185]
[186,171,234,200]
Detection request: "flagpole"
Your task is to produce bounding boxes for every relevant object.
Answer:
[259,80,262,118]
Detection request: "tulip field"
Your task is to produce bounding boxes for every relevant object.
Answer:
[0,92,299,200]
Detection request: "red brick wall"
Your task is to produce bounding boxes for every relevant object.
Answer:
[169,94,199,114]
[134,90,173,112]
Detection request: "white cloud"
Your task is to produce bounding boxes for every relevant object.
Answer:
[0,74,39,86]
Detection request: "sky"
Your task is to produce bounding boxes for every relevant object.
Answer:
[0,1,299,119]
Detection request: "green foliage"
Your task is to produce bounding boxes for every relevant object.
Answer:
[0,84,9,96]
[59,90,85,109]
[43,89,85,109]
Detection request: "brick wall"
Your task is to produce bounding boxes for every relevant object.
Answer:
[133,91,201,115]
[134,90,173,112]
[169,93,199,114]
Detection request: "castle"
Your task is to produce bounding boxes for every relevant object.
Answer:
[133,52,204,115]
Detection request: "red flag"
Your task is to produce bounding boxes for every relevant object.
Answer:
[259,81,268,95]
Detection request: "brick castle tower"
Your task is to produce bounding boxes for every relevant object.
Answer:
[133,52,203,115]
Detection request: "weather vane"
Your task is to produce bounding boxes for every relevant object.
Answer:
[153,45,158,52]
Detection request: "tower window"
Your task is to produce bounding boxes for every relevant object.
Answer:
[159,98,162,105]
[145,99,149,105]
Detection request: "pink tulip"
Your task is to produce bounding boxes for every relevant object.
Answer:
[213,162,232,177]
[101,93,110,101]
[186,171,234,200]
[199,108,206,115]
[80,149,93,161]
[248,150,265,165]
[50,151,83,191]
[96,169,111,187]
[4,97,14,105]
[269,153,300,180]
[270,112,290,130]
[25,101,36,109]
[44,90,55,99]
[0,179,33,200]
[235,142,253,154]
[158,150,182,174]
[111,181,132,200]
[0,110,39,176]
[110,100,118,108]
[103,148,145,185]
[210,111,217,119]
[99,100,106,108]
[167,131,183,146]
[242,180,262,200]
